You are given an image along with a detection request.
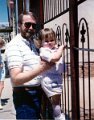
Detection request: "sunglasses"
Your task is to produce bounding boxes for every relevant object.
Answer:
[23,22,37,29]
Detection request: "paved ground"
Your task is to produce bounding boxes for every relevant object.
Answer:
[0,77,16,120]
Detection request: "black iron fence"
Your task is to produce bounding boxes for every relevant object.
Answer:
[54,17,94,120]
[42,0,94,120]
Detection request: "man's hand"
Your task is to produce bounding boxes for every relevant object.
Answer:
[40,58,55,71]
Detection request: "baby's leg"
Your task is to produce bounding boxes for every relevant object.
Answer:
[51,95,65,120]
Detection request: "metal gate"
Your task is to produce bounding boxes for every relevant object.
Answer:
[43,0,94,120]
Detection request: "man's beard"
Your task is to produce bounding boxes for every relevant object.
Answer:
[25,29,35,39]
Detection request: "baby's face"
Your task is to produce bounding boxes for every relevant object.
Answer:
[42,38,56,49]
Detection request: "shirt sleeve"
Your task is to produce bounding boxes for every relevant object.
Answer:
[40,47,52,62]
[5,43,23,69]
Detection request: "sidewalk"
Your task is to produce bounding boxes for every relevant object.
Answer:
[0,78,16,119]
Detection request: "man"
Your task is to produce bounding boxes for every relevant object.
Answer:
[5,11,53,119]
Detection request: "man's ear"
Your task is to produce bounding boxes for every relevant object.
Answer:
[18,24,21,32]
[33,39,42,48]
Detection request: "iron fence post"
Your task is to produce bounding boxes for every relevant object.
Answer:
[69,0,80,119]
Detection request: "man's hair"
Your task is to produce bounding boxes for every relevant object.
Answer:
[18,11,38,24]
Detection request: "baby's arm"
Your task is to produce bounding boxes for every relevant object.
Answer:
[40,44,66,63]
[50,44,66,62]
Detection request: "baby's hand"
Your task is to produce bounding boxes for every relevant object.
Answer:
[63,44,67,50]
[59,44,67,50]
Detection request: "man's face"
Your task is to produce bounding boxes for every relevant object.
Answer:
[20,15,37,39]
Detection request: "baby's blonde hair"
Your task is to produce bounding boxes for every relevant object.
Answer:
[39,28,56,42]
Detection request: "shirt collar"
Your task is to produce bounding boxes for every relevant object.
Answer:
[19,33,33,46]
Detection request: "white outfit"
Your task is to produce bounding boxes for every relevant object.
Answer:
[5,33,41,87]
[40,47,66,97]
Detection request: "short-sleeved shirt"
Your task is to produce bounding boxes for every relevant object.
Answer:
[40,47,65,97]
[6,33,41,87]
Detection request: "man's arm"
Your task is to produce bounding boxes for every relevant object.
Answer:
[9,60,54,86]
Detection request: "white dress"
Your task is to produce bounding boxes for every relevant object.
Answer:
[40,47,66,97]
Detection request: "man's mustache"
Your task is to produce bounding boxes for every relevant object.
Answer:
[27,29,35,34]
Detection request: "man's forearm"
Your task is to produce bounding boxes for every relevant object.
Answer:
[10,62,54,86]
